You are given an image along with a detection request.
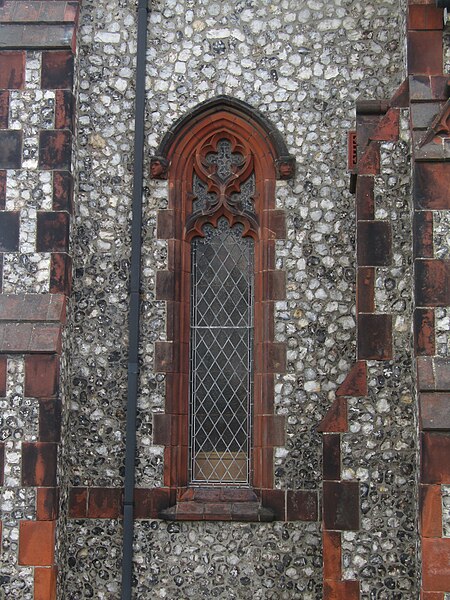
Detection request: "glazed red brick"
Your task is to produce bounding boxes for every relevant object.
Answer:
[18,520,55,566]
[25,354,59,398]
[414,211,434,258]
[414,162,450,210]
[0,51,25,89]
[369,108,400,141]
[336,361,367,397]
[324,580,360,600]
[323,530,342,580]
[357,141,380,176]
[34,567,57,600]
[317,397,348,433]
[55,90,75,131]
[22,442,57,487]
[88,488,122,519]
[39,130,72,171]
[420,393,450,430]
[357,267,375,313]
[415,309,436,356]
[254,414,285,448]
[37,487,59,521]
[38,399,61,442]
[50,253,72,295]
[53,171,73,212]
[415,260,449,307]
[420,484,442,537]
[422,432,450,484]
[422,538,450,591]
[68,487,88,518]
[408,5,443,30]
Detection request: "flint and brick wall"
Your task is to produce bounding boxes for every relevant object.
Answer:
[0,2,78,597]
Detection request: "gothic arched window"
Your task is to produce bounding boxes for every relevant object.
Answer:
[152,97,293,520]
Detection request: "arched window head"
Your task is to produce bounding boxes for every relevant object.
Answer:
[153,97,294,520]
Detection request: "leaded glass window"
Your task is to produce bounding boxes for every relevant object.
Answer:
[189,219,254,485]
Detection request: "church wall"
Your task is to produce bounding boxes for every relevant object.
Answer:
[2,1,450,599]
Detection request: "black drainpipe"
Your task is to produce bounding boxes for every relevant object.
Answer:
[121,0,148,597]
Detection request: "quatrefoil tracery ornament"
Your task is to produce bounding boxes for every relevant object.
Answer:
[186,132,259,239]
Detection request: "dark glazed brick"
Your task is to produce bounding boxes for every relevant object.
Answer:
[50,252,72,295]
[36,487,58,520]
[36,212,69,252]
[53,171,73,212]
[41,51,74,90]
[155,270,175,301]
[88,488,122,518]
[0,90,8,128]
[416,260,450,307]
[415,308,435,356]
[420,393,450,430]
[357,267,375,313]
[358,314,393,360]
[434,358,450,391]
[414,211,434,258]
[286,490,318,521]
[323,481,360,531]
[260,489,285,521]
[0,170,6,209]
[417,357,435,391]
[134,488,174,519]
[414,163,450,210]
[357,141,380,176]
[68,487,88,518]
[357,221,392,266]
[0,211,19,251]
[369,108,400,141]
[323,434,340,481]
[39,130,72,170]
[422,432,450,484]
[0,354,6,396]
[0,442,4,486]
[265,270,285,301]
[356,176,375,220]
[25,354,59,398]
[0,130,22,169]
[55,89,75,130]
[22,442,57,487]
[408,31,443,75]
[0,51,25,89]
[323,529,342,580]
[254,414,285,447]
[38,399,61,442]
[411,102,443,131]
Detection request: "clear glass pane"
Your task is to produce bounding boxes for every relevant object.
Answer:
[189,218,254,485]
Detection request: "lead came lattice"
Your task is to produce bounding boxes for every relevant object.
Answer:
[189,218,254,485]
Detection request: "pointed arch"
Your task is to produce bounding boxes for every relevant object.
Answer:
[153,98,293,519]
